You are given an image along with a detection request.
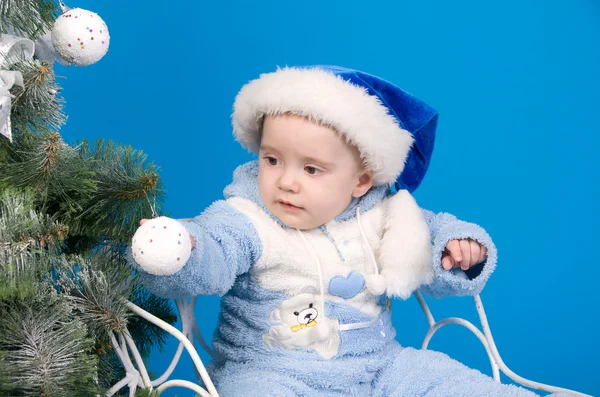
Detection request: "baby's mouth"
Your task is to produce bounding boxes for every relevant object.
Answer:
[278,200,303,210]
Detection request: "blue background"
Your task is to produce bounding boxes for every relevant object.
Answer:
[56,1,599,396]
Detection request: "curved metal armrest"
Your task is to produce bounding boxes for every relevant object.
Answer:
[107,293,590,397]
[105,299,219,397]
[414,290,591,397]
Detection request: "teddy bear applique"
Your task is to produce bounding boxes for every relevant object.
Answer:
[262,292,340,359]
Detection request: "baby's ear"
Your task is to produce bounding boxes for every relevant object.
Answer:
[352,170,374,198]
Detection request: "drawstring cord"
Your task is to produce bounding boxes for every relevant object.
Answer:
[296,229,327,318]
[295,206,382,332]
[355,207,380,276]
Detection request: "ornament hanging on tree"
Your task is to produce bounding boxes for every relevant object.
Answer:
[131,217,193,276]
[50,2,110,66]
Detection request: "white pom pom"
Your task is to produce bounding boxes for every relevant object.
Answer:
[51,8,110,66]
[131,217,192,276]
[365,274,387,296]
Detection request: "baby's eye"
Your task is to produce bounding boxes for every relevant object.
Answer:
[305,166,322,175]
[265,156,279,166]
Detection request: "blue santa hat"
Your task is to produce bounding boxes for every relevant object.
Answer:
[231,65,438,193]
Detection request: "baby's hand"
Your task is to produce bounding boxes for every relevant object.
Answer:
[139,219,195,249]
[441,239,486,271]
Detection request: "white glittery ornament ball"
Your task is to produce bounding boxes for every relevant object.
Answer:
[51,8,110,66]
[131,217,192,276]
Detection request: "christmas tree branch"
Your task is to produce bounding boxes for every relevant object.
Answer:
[0,4,176,393]
[71,139,164,241]
[0,0,59,40]
[1,132,97,216]
[0,188,66,299]
[57,254,135,342]
[0,293,99,396]
[7,57,66,136]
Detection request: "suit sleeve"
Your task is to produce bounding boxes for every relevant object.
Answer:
[419,209,497,298]
[127,200,262,299]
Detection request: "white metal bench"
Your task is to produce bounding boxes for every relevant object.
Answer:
[106,292,591,397]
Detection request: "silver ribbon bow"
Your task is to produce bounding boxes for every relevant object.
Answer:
[0,34,35,142]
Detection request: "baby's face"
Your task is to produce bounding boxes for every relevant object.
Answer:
[258,114,373,230]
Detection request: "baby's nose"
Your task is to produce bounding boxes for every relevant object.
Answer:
[278,170,300,192]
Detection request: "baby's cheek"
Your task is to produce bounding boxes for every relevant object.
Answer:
[257,176,274,204]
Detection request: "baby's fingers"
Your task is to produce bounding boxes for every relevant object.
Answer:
[477,244,488,264]
[442,240,462,270]
[441,255,455,270]
[446,240,462,263]
[459,240,471,270]
[468,239,480,267]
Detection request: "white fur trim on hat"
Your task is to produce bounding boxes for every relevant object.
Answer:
[232,67,414,186]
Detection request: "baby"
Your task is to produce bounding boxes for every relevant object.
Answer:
[131,66,554,396]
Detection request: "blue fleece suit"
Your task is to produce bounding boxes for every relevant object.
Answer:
[130,161,546,397]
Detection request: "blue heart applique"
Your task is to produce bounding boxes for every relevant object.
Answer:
[328,271,365,299]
